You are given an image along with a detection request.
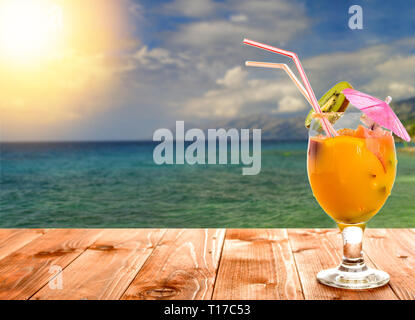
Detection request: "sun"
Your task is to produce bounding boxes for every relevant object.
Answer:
[0,0,62,63]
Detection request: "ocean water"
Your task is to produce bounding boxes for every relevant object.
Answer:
[0,141,414,228]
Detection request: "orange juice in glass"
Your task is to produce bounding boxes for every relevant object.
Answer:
[307,112,396,289]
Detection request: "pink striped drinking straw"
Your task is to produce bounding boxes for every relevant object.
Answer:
[243,38,337,137]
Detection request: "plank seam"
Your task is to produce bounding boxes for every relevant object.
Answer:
[286,229,306,300]
[210,228,227,300]
[362,248,401,300]
[118,228,168,300]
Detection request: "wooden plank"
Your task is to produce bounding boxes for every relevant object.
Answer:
[212,229,303,300]
[0,228,412,300]
[0,229,48,262]
[364,229,415,300]
[0,229,102,300]
[122,229,225,300]
[287,229,398,300]
[31,229,165,300]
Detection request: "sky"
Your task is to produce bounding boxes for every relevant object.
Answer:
[1,0,415,141]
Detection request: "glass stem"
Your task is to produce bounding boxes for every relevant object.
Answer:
[338,225,368,272]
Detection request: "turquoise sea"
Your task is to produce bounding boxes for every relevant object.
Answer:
[0,141,414,228]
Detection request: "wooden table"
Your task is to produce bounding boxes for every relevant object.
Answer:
[0,229,413,300]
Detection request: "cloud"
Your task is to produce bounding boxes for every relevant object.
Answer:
[164,0,216,17]
[216,66,247,88]
[277,96,307,113]
[168,0,309,49]
[229,14,248,23]
[388,83,415,97]
[133,45,188,69]
[182,65,307,118]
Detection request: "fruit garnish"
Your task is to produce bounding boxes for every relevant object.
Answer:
[354,125,369,138]
[305,81,353,128]
[337,128,355,136]
[336,125,391,173]
[370,149,387,173]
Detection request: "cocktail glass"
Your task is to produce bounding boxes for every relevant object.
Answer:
[307,111,397,289]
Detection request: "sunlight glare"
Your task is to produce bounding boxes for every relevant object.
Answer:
[0,0,62,63]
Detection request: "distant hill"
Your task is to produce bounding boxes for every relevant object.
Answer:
[391,97,415,139]
[202,114,308,140]
[392,97,415,123]
[201,97,415,141]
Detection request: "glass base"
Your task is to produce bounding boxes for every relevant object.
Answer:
[317,266,390,290]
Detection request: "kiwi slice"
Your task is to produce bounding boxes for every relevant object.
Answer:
[305,81,353,128]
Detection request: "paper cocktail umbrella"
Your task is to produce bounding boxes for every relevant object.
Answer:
[342,88,411,141]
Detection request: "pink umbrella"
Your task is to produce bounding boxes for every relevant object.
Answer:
[342,88,411,142]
